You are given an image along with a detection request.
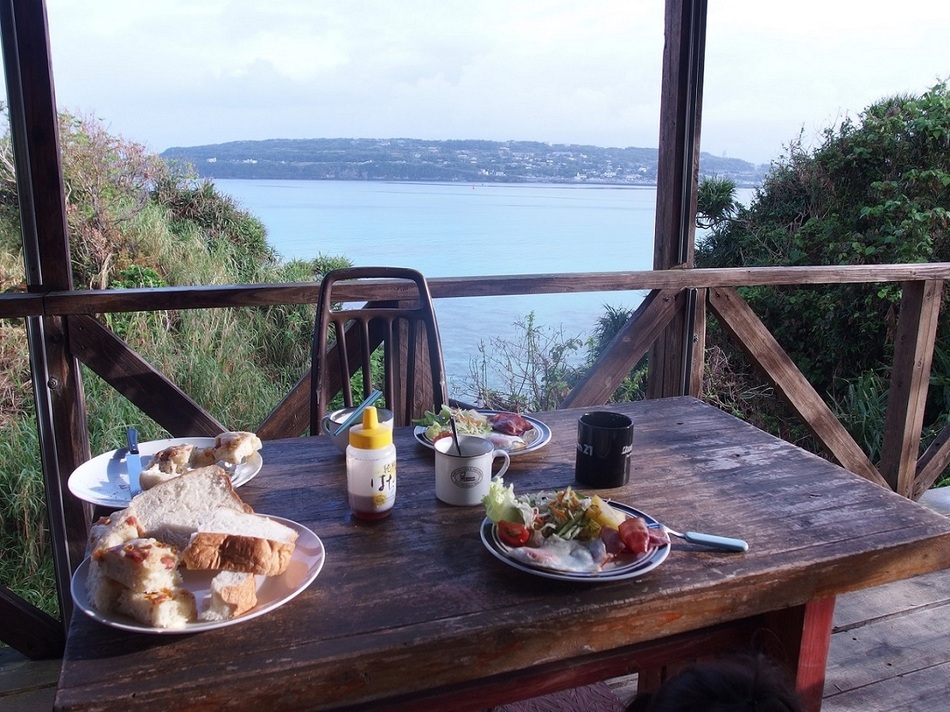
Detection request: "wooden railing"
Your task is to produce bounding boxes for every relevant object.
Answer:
[5,263,946,485]
[2,264,948,658]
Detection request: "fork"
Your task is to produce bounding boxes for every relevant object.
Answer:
[650,523,748,552]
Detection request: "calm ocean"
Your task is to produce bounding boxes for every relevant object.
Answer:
[213,179,751,399]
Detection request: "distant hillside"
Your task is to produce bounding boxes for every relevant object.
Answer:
[161,137,766,186]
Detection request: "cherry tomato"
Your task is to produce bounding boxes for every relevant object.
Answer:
[497,520,530,547]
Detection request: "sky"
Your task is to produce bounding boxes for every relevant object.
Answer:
[33,0,950,166]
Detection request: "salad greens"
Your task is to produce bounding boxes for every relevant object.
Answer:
[482,478,606,542]
[413,405,491,441]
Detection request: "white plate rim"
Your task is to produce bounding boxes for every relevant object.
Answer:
[413,411,552,456]
[67,436,263,508]
[70,515,324,634]
[480,501,670,582]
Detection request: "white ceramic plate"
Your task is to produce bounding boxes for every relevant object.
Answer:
[67,437,263,508]
[414,411,552,456]
[480,502,670,582]
[71,516,324,634]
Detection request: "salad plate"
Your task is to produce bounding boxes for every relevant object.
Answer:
[71,516,324,634]
[68,437,263,508]
[413,410,552,456]
[480,501,670,582]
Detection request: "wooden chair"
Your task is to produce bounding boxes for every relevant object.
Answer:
[310,267,449,433]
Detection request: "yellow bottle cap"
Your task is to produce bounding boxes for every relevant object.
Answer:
[348,406,394,449]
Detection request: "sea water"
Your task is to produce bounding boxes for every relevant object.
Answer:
[213,179,751,399]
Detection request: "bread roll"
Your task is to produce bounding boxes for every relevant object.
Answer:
[183,508,297,576]
[214,431,262,465]
[144,443,196,474]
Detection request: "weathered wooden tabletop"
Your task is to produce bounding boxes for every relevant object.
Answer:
[54,397,950,711]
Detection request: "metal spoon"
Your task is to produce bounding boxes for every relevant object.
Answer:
[652,523,749,552]
[333,389,383,436]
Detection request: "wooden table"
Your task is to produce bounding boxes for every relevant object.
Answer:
[54,397,950,711]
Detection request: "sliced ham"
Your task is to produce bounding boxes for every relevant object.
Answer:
[488,412,534,436]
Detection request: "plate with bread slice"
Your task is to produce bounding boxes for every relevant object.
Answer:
[68,431,264,508]
[72,468,326,633]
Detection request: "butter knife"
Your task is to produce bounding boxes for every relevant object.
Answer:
[126,427,144,496]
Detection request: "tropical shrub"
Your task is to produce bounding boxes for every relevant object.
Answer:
[696,80,950,465]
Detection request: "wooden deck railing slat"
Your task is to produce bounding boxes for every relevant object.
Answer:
[2,264,950,320]
[0,584,64,660]
[916,423,950,499]
[707,286,887,486]
[880,280,944,497]
[560,288,681,408]
[68,314,226,437]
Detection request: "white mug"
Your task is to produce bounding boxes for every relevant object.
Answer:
[434,435,510,506]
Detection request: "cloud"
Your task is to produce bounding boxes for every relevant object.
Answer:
[39,0,950,164]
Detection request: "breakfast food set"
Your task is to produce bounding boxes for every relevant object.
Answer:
[82,431,298,629]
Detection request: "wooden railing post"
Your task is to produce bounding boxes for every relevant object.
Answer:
[879,280,944,497]
[1,0,88,638]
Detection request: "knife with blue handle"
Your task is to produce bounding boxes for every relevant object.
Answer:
[126,427,144,496]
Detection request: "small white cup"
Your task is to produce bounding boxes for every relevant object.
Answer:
[434,435,510,506]
[322,407,394,453]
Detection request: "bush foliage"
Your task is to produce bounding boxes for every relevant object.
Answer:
[0,111,350,617]
[696,81,950,468]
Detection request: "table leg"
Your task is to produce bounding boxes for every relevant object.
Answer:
[795,596,837,712]
[635,597,836,712]
[762,595,837,712]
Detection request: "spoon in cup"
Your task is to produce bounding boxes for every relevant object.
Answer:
[449,416,463,456]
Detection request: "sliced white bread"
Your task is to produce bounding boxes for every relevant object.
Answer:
[182,508,298,576]
[129,466,252,550]
[116,587,197,629]
[138,466,185,491]
[91,538,183,593]
[200,571,258,621]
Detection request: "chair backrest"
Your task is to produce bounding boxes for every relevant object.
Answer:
[310,267,448,433]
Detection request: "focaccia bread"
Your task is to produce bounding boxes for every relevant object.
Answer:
[200,571,258,621]
[84,560,125,613]
[91,537,182,593]
[115,587,197,629]
[88,511,142,551]
[138,431,262,490]
[183,508,298,576]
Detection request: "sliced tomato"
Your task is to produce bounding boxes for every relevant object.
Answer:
[497,520,531,547]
